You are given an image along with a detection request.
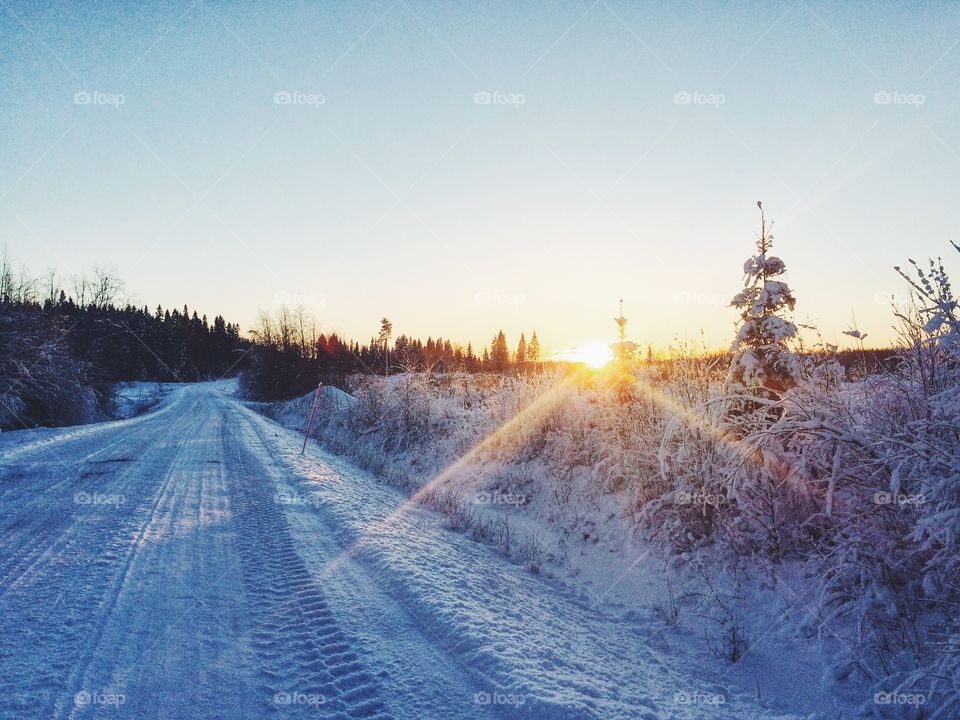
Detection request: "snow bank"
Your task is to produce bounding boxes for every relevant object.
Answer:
[251,369,881,717]
[112,381,173,419]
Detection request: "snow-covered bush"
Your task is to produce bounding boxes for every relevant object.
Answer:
[0,309,106,429]
[643,218,960,714]
[256,237,960,715]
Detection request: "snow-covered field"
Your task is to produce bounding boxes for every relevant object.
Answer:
[0,381,811,719]
[253,340,960,720]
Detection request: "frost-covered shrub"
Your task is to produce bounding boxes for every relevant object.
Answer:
[646,398,732,550]
[643,224,960,711]
[0,309,106,429]
[347,374,433,452]
[254,228,960,713]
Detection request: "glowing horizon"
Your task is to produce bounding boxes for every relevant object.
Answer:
[2,1,958,353]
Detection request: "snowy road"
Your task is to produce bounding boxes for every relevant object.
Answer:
[0,383,798,719]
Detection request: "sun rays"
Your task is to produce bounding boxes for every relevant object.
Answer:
[306,363,748,582]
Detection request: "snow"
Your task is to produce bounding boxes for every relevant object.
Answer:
[254,374,885,719]
[112,381,173,419]
[0,381,805,719]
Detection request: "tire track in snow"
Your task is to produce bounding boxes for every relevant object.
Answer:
[0,388,186,465]
[227,416,394,720]
[0,391,193,588]
[0,392,213,719]
[50,402,210,720]
[233,409,499,720]
[237,401,799,720]
[0,415,168,601]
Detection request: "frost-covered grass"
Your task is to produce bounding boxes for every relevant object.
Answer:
[256,333,959,717]
[251,242,960,718]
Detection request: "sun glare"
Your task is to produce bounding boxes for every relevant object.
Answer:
[567,341,614,369]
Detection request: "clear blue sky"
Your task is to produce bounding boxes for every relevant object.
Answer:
[2,0,958,353]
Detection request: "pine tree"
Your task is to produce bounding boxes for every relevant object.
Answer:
[515,333,527,374]
[727,202,799,398]
[528,332,541,371]
[378,318,392,375]
[490,330,510,374]
[465,342,479,373]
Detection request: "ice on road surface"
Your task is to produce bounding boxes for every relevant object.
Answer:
[0,383,798,719]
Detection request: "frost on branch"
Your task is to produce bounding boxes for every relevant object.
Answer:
[727,202,799,399]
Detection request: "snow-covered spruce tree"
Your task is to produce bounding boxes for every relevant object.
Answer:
[644,206,805,555]
[719,204,811,563]
[727,202,799,402]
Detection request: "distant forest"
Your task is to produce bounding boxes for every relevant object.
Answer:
[0,256,245,429]
[240,310,545,401]
[0,253,548,425]
[0,252,900,425]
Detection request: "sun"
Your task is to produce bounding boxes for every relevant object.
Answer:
[563,341,614,369]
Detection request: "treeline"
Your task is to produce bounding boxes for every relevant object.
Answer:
[240,310,545,401]
[0,255,247,429]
